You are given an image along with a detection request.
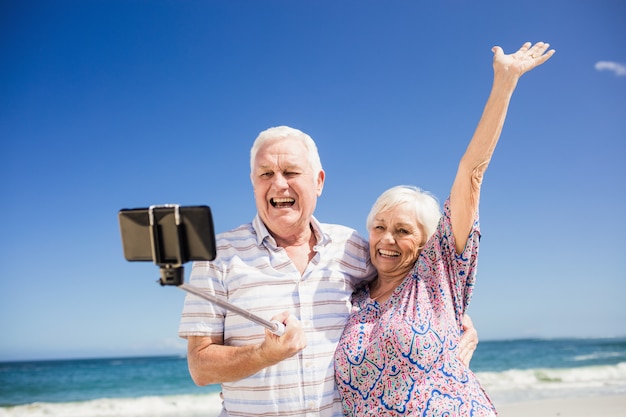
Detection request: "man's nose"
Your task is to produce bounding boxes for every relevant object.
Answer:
[272,173,288,189]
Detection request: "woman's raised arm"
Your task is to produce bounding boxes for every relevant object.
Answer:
[450,42,555,253]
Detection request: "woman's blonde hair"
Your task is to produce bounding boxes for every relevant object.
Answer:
[366,185,441,240]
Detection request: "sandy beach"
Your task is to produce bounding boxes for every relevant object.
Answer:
[199,394,626,417]
[495,394,626,417]
[195,394,626,417]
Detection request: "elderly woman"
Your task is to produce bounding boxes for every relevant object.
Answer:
[334,42,555,416]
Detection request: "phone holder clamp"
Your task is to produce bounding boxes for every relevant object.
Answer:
[149,204,186,286]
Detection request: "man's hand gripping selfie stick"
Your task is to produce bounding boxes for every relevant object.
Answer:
[119,204,285,337]
[178,284,285,336]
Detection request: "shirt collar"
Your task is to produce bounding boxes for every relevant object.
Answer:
[252,214,331,249]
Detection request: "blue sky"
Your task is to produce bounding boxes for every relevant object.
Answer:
[1,0,624,361]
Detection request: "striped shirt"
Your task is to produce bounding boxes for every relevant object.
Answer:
[178,214,376,417]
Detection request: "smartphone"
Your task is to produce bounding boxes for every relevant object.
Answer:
[118,205,216,265]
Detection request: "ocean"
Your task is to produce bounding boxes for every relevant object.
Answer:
[1,337,625,416]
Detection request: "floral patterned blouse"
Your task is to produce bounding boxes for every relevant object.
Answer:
[334,198,497,416]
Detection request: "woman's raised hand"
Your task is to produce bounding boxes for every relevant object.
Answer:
[492,41,555,81]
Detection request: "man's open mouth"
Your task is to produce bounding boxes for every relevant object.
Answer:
[270,197,295,208]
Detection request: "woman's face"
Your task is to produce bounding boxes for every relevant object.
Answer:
[369,202,425,280]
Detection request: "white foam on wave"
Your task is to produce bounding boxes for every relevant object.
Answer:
[571,351,624,362]
[0,393,223,417]
[3,364,626,415]
[477,362,626,404]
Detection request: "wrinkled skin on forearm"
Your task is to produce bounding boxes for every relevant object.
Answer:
[187,311,307,386]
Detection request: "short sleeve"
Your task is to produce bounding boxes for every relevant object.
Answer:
[178,260,227,338]
[418,197,480,324]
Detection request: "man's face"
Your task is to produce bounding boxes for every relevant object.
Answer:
[251,137,325,240]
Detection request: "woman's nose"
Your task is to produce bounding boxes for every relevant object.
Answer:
[381,231,395,243]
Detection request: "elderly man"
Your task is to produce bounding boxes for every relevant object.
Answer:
[178,126,477,416]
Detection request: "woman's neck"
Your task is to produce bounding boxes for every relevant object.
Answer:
[370,275,406,301]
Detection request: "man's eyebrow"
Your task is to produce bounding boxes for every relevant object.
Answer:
[282,164,303,171]
[255,161,305,172]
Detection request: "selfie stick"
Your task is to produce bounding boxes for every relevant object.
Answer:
[178,283,286,337]
[135,204,285,336]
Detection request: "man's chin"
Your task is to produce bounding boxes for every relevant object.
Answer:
[264,212,298,226]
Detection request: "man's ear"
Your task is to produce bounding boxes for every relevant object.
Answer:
[316,170,325,196]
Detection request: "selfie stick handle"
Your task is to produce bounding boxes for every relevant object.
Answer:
[179,284,285,336]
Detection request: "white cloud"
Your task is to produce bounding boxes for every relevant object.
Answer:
[594,61,626,76]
